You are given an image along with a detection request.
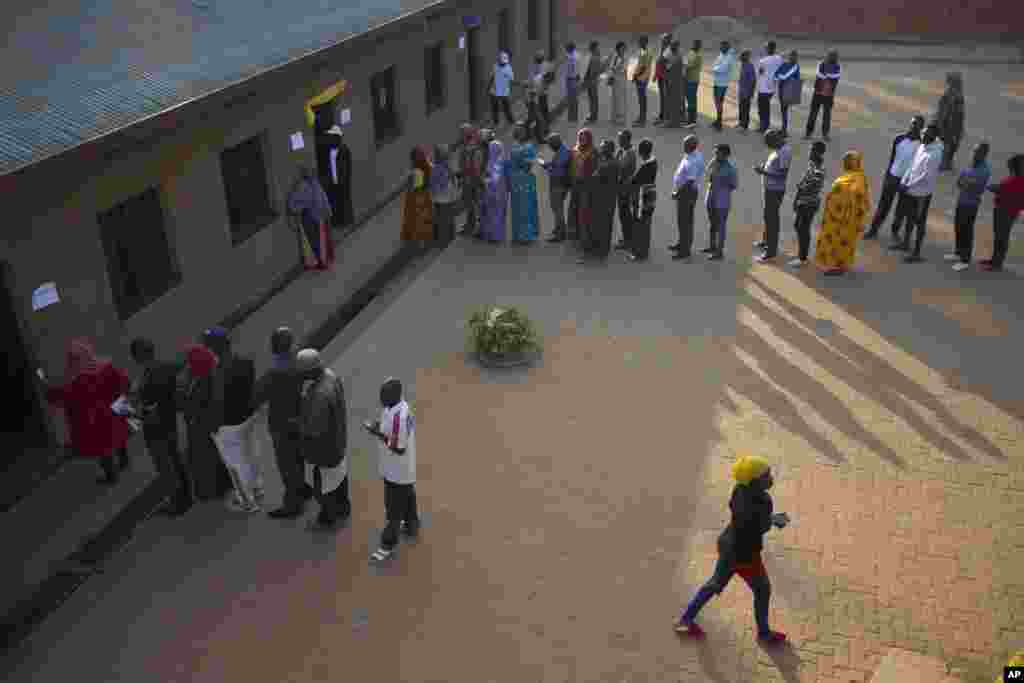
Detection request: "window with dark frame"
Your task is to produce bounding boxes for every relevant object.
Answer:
[498,9,510,55]
[371,66,400,145]
[527,0,539,41]
[425,42,445,114]
[97,188,182,321]
[220,135,277,245]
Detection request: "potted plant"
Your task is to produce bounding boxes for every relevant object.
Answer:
[466,305,541,367]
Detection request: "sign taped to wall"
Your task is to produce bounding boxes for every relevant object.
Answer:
[32,282,59,311]
[290,132,305,151]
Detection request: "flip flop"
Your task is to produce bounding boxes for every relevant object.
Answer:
[370,547,394,562]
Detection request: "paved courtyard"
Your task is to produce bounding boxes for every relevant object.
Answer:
[3,56,1023,683]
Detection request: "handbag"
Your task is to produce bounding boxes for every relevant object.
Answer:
[780,78,803,106]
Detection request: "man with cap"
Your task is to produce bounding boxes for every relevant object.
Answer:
[317,123,353,227]
[675,454,790,645]
[252,327,313,519]
[295,349,350,531]
[670,135,705,260]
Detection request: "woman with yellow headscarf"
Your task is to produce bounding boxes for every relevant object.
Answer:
[675,453,790,644]
[815,151,872,276]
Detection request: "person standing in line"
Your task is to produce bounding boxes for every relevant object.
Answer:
[366,378,419,562]
[430,144,458,245]
[204,327,262,513]
[804,50,840,141]
[317,124,352,228]
[756,41,784,133]
[565,42,581,123]
[670,135,705,260]
[615,129,638,250]
[657,39,685,128]
[42,339,132,486]
[606,41,629,126]
[632,36,653,126]
[684,40,703,128]
[788,141,827,267]
[945,142,991,271]
[401,146,435,250]
[710,41,736,132]
[181,343,231,501]
[814,151,872,276]
[488,52,516,128]
[457,125,486,237]
[294,349,350,532]
[526,51,547,143]
[753,129,792,262]
[627,139,658,262]
[540,132,573,242]
[675,454,790,645]
[507,125,540,244]
[568,128,598,251]
[481,139,509,244]
[936,72,966,172]
[654,33,673,124]
[980,153,1024,272]
[287,167,335,271]
[129,338,192,516]
[580,139,619,264]
[252,327,313,519]
[774,50,800,138]
[583,41,604,124]
[892,122,944,262]
[736,50,756,133]
[864,115,924,240]
[535,52,556,140]
[703,143,738,261]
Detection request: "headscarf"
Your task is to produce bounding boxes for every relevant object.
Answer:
[431,144,451,196]
[571,128,595,178]
[185,344,218,379]
[731,453,771,485]
[294,348,322,373]
[827,151,872,227]
[66,338,102,379]
[412,145,433,190]
[288,168,332,222]
[487,140,505,182]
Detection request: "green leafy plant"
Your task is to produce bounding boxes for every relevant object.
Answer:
[466,305,541,355]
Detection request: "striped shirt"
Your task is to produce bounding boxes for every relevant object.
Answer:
[793,161,826,210]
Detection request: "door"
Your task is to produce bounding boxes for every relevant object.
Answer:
[0,264,51,473]
[467,26,481,122]
[548,0,557,62]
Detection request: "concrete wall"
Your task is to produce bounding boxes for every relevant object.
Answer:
[568,0,1024,40]
[1,0,563,444]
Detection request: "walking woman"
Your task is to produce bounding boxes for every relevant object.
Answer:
[675,454,790,644]
[936,72,966,172]
[182,343,232,501]
[287,167,335,270]
[606,41,629,126]
[481,139,509,243]
[815,151,872,276]
[507,125,540,244]
[400,146,435,250]
[43,339,131,485]
[568,128,597,249]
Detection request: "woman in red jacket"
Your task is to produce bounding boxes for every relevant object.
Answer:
[45,338,131,484]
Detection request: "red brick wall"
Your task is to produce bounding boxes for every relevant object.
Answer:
[569,0,1022,40]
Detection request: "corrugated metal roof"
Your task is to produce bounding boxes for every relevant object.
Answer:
[0,0,445,176]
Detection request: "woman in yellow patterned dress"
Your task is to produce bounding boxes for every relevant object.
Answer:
[815,151,871,276]
[400,145,435,248]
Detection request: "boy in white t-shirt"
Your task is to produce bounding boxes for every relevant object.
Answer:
[365,378,418,561]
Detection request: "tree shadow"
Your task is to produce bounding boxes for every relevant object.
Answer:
[750,279,1010,462]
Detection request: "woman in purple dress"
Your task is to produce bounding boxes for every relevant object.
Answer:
[481,140,509,243]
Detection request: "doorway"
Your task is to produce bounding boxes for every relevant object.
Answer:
[548,0,557,63]
[312,103,354,228]
[467,26,481,122]
[0,264,51,474]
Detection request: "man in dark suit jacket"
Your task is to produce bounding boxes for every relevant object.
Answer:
[129,337,192,516]
[252,327,312,518]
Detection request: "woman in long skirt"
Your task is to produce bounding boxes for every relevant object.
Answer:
[568,128,597,247]
[660,40,685,128]
[400,146,435,249]
[607,41,629,126]
[814,151,872,276]
[287,167,335,270]
[507,125,540,243]
[481,140,509,243]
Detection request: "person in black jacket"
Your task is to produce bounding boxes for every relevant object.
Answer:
[675,454,790,645]
[129,338,192,516]
[865,115,924,239]
[203,326,262,512]
[627,139,658,262]
[252,327,313,519]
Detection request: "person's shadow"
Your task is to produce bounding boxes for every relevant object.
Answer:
[759,640,803,683]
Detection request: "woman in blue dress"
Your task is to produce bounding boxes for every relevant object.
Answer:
[480,139,509,243]
[507,125,540,243]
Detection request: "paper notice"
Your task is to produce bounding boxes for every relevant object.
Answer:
[32,282,59,311]
[290,132,304,151]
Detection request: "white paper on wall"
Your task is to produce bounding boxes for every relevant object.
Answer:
[32,282,59,311]
[458,34,466,49]
[340,108,351,125]
[290,132,304,151]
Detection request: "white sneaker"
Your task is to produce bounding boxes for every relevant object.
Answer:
[787,258,806,268]
[952,262,970,271]
[943,253,960,262]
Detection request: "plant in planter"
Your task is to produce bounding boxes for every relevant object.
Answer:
[466,305,541,366]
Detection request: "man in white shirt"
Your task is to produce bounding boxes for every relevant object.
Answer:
[756,41,784,133]
[670,135,705,260]
[893,122,944,262]
[489,51,516,127]
[366,378,418,561]
[866,115,925,239]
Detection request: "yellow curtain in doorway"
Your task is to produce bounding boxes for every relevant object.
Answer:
[305,80,347,127]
